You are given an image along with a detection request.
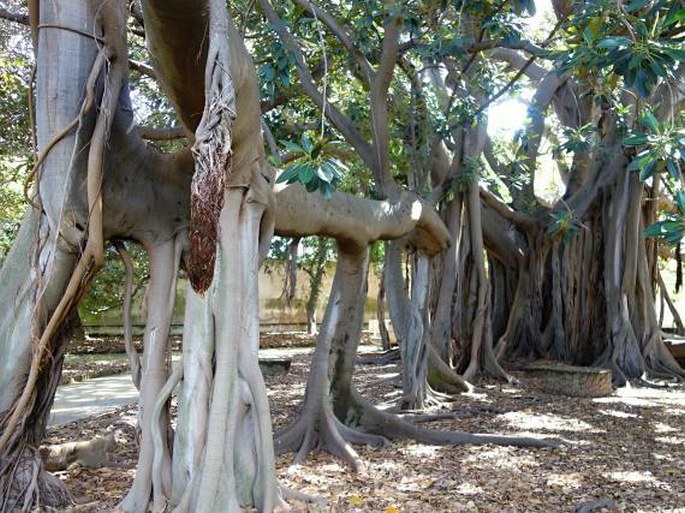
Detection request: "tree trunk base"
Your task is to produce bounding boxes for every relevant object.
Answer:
[1,446,72,512]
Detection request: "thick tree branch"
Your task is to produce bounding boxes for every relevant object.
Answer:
[490,48,548,82]
[274,184,451,255]
[469,20,564,122]
[136,125,186,141]
[290,0,376,84]
[480,188,537,230]
[370,9,402,197]
[467,39,549,57]
[483,136,509,178]
[0,8,28,25]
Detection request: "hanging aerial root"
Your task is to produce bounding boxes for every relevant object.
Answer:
[22,50,106,207]
[151,362,184,513]
[188,22,237,294]
[113,240,141,388]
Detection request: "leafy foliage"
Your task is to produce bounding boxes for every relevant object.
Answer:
[79,242,150,320]
[0,53,32,262]
[275,133,348,197]
[624,109,684,181]
[559,1,684,98]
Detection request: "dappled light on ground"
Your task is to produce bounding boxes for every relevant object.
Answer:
[47,340,685,511]
[498,411,600,433]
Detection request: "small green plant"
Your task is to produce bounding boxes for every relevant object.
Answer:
[275,133,348,198]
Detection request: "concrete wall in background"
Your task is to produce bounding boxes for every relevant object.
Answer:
[82,260,383,335]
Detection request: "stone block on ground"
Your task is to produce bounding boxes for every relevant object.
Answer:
[525,361,613,397]
[259,356,292,376]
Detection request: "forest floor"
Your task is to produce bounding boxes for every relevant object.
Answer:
[46,333,685,513]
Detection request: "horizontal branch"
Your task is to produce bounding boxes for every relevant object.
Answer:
[274,184,451,255]
[468,39,550,57]
[136,125,186,141]
[0,8,28,25]
[490,48,547,82]
[480,187,537,231]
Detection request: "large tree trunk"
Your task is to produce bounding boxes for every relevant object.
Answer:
[0,1,125,507]
[0,213,76,511]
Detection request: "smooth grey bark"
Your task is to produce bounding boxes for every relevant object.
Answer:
[384,241,432,409]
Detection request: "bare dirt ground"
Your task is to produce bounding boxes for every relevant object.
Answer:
[47,336,685,513]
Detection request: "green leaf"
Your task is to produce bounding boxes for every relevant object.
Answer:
[664,47,685,63]
[321,160,342,181]
[639,160,658,181]
[276,164,300,184]
[666,159,681,180]
[643,218,685,242]
[261,64,275,80]
[304,178,319,192]
[596,36,631,50]
[642,109,660,133]
[300,164,315,184]
[316,164,332,182]
[301,133,313,153]
[623,134,649,146]
[675,191,685,213]
[280,140,303,153]
[644,222,665,238]
[628,151,653,171]
[664,8,685,28]
[319,180,334,199]
[634,68,652,98]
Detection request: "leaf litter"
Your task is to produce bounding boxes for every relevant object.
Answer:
[46,335,685,512]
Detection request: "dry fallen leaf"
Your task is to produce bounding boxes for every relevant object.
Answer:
[349,494,364,507]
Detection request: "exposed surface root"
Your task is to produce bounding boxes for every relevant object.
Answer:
[275,396,387,474]
[279,485,327,508]
[393,412,458,423]
[0,445,71,512]
[277,381,556,477]
[350,391,560,449]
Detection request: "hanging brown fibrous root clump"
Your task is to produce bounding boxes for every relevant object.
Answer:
[188,17,237,294]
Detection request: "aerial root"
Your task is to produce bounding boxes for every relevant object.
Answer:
[0,446,71,512]
[151,361,184,513]
[113,240,141,388]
